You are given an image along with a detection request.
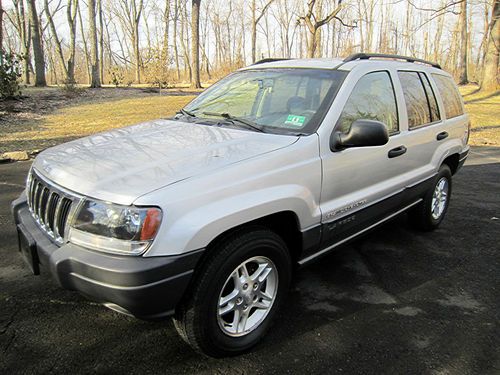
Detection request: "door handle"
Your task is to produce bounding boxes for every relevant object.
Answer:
[436,131,449,141]
[388,145,407,158]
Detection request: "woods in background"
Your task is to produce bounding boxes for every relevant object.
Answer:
[1,0,499,93]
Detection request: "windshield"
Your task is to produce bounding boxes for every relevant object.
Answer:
[181,68,347,135]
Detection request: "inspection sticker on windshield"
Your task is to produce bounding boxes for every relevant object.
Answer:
[284,115,306,127]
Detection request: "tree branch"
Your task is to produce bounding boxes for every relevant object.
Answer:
[334,15,356,28]
[255,0,275,24]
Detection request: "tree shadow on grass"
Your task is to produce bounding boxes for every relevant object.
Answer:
[463,89,500,104]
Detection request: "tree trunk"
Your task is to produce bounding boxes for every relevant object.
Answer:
[308,30,317,58]
[162,0,170,66]
[78,2,91,84]
[13,0,31,83]
[133,24,141,83]
[98,0,104,83]
[173,0,180,80]
[480,0,500,92]
[458,0,468,84]
[0,0,4,61]
[44,0,69,81]
[299,1,343,59]
[27,0,46,86]
[66,0,78,84]
[132,0,143,84]
[191,0,201,88]
[179,5,191,81]
[251,0,256,63]
[88,0,101,88]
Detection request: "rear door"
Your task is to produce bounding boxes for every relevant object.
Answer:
[430,74,469,149]
[394,70,468,188]
[394,70,444,183]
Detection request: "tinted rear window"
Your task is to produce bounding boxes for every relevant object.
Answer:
[431,74,464,119]
[398,71,432,128]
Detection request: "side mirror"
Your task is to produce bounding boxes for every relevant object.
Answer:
[330,119,389,151]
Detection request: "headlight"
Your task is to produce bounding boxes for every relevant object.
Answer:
[68,200,162,255]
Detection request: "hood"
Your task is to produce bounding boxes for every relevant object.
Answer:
[33,120,297,205]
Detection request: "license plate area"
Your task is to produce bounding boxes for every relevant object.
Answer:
[17,224,40,275]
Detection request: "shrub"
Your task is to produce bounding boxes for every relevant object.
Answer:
[108,67,124,87]
[0,51,23,99]
[143,49,173,89]
[61,80,83,96]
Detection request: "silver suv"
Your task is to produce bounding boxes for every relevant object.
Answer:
[12,53,470,357]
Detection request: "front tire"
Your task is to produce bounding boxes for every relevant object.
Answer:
[409,164,452,231]
[173,227,292,357]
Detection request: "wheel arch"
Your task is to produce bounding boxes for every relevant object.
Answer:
[194,211,304,275]
[442,153,460,175]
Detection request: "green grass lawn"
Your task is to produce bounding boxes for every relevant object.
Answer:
[0,88,196,152]
[460,85,500,146]
[7,95,194,142]
[0,84,498,153]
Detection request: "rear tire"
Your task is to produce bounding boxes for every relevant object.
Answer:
[409,164,452,231]
[173,227,292,357]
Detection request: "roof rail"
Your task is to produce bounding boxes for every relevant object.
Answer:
[252,58,291,65]
[343,53,441,69]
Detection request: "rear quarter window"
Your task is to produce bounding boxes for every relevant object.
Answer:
[431,74,464,119]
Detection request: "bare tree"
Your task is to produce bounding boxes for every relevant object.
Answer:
[0,0,4,61]
[67,0,79,83]
[0,0,491,90]
[161,0,171,67]
[27,0,46,86]
[113,0,144,83]
[480,0,499,92]
[191,0,201,88]
[172,0,180,80]
[298,0,345,58]
[251,0,274,63]
[11,0,32,83]
[458,0,468,84]
[44,0,78,83]
[98,0,104,82]
[179,0,191,80]
[272,0,298,58]
[78,1,90,83]
[89,0,101,87]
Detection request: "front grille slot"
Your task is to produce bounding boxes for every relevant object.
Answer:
[46,193,60,232]
[26,171,76,244]
[57,198,72,237]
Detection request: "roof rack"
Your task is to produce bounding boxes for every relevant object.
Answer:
[343,53,441,69]
[252,58,291,65]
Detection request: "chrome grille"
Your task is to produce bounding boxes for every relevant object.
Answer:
[26,170,78,244]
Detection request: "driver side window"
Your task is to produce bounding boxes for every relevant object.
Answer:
[337,71,399,134]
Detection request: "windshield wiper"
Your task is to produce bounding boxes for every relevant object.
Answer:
[177,108,196,118]
[202,112,264,133]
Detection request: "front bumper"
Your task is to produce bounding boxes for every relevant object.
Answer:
[11,195,203,320]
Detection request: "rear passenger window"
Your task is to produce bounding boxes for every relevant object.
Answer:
[432,74,464,119]
[337,71,398,134]
[398,71,439,129]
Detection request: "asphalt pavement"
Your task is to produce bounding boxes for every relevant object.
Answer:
[0,147,499,374]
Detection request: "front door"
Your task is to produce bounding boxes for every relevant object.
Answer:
[319,70,411,248]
